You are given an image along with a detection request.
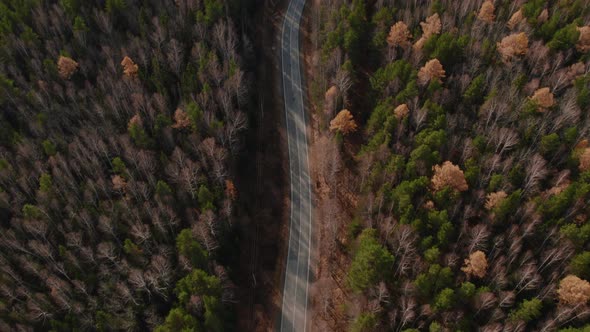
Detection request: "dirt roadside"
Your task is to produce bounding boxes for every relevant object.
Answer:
[234,0,291,331]
[299,1,360,331]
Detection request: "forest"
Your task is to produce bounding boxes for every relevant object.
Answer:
[4,0,590,331]
[308,0,590,331]
[0,0,257,330]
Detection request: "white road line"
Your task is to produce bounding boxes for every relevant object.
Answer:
[280,0,296,330]
[280,0,311,331]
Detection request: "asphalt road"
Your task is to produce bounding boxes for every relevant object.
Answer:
[279,0,312,331]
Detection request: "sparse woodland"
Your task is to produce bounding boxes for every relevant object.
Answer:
[0,0,255,330]
[311,0,590,330]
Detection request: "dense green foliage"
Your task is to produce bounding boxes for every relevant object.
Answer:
[348,228,395,292]
[509,298,543,323]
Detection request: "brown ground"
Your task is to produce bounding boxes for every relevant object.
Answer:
[234,0,290,331]
[300,1,360,331]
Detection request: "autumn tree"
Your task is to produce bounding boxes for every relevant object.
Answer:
[414,13,441,50]
[477,1,495,23]
[324,85,339,116]
[497,33,529,62]
[579,148,590,172]
[121,56,139,77]
[57,56,79,79]
[577,26,590,52]
[537,9,549,23]
[431,161,468,192]
[330,109,358,135]
[224,180,236,201]
[507,9,524,30]
[461,251,488,278]
[529,87,555,112]
[387,21,411,48]
[418,59,445,86]
[558,275,590,305]
[485,191,507,210]
[172,109,191,129]
[112,175,127,191]
[394,104,409,120]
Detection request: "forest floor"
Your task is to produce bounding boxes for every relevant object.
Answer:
[234,0,291,331]
[300,1,360,331]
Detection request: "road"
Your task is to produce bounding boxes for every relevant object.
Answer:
[279,0,312,331]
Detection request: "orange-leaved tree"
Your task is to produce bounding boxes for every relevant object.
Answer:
[418,59,445,86]
[394,104,409,120]
[558,275,590,305]
[485,191,507,210]
[431,161,468,192]
[414,13,441,50]
[57,56,79,79]
[507,9,524,30]
[529,87,555,112]
[477,1,495,23]
[461,251,488,278]
[330,109,357,135]
[577,26,590,52]
[172,109,191,129]
[497,33,529,62]
[121,56,139,77]
[387,21,412,48]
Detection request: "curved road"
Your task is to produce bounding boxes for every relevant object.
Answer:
[279,0,312,331]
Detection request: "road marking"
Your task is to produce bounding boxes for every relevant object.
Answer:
[280,0,296,330]
[280,0,311,331]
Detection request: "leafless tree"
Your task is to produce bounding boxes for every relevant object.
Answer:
[515,263,542,294]
[523,154,548,194]
[397,296,416,330]
[467,224,490,253]
[213,21,237,61]
[129,269,151,298]
[475,292,497,314]
[167,39,184,75]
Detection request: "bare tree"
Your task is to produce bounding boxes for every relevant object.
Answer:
[523,154,549,194]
